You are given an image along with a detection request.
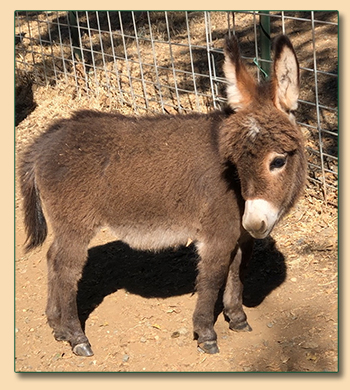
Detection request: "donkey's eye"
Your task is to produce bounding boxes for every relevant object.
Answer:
[270,157,286,170]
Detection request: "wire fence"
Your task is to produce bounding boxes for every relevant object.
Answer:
[15,11,338,205]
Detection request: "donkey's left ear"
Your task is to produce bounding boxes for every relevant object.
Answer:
[271,35,300,114]
[223,35,257,111]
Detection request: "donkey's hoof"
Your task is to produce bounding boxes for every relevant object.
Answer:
[73,343,94,357]
[197,340,219,354]
[229,321,252,332]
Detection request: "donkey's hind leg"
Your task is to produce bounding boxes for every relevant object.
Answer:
[46,234,93,357]
[223,236,253,332]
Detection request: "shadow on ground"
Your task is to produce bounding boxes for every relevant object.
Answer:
[77,237,286,327]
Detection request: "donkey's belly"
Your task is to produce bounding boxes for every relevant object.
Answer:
[110,224,196,251]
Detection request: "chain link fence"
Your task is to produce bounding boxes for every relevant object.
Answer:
[15,11,338,205]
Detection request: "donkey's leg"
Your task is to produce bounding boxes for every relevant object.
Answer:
[223,236,253,332]
[46,241,62,335]
[46,235,93,357]
[192,241,232,354]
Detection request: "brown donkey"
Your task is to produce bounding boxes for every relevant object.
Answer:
[19,35,306,356]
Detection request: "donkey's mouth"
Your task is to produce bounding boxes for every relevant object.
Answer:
[242,199,279,239]
[244,225,273,240]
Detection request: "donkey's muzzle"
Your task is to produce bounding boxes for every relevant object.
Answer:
[242,199,279,239]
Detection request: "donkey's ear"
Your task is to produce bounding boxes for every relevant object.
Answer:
[271,35,300,114]
[223,35,257,111]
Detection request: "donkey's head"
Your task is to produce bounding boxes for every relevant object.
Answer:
[220,35,306,239]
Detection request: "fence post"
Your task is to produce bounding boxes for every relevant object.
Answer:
[259,11,271,77]
[68,11,83,61]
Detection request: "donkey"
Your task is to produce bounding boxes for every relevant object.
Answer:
[19,35,306,357]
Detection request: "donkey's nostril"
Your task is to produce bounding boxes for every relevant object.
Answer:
[259,220,266,233]
[246,218,266,234]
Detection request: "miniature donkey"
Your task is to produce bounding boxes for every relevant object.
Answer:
[19,35,306,356]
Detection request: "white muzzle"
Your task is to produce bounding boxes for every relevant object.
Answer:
[242,199,280,239]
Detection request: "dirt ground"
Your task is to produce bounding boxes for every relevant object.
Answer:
[15,204,338,373]
[14,11,338,372]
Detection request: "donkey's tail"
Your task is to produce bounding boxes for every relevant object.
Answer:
[19,154,47,252]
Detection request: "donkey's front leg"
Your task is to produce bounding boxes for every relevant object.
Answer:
[193,242,232,354]
[223,235,254,332]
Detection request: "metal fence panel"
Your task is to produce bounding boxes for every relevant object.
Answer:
[15,11,338,204]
